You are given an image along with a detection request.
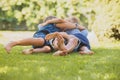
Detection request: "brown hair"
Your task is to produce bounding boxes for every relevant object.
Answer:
[68,16,80,24]
[43,16,57,22]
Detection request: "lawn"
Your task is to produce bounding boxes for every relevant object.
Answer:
[0,42,120,80]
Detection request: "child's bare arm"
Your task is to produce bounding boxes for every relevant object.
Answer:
[38,18,66,29]
[40,18,65,26]
[65,36,78,53]
[32,46,51,53]
[38,18,86,31]
[46,18,66,24]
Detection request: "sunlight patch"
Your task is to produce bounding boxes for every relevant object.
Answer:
[0,66,9,74]
[91,73,101,79]
[38,67,47,74]
[76,76,82,80]
[104,73,116,80]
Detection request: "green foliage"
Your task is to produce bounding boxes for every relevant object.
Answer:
[88,0,120,41]
[105,24,120,41]
[0,0,120,40]
[0,0,97,30]
[0,42,120,80]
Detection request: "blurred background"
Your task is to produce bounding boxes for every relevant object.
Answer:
[0,0,120,42]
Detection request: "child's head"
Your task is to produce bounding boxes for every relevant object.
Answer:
[66,16,80,24]
[43,16,57,22]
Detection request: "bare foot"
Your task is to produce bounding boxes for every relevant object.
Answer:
[56,34,66,51]
[22,49,33,55]
[52,38,59,50]
[45,32,59,40]
[79,50,94,55]
[4,41,16,53]
[53,50,67,56]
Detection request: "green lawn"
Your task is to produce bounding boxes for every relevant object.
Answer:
[0,42,120,80]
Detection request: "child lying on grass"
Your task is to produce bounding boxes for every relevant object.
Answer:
[22,17,92,55]
[5,16,92,55]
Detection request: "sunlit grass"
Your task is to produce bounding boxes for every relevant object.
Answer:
[0,43,120,80]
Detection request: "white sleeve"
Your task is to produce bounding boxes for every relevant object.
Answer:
[38,24,43,30]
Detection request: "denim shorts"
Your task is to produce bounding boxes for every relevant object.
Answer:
[32,31,46,48]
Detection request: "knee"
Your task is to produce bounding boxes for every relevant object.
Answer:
[44,46,51,52]
[38,38,45,43]
[35,38,45,45]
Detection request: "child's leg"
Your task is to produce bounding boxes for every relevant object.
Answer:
[54,33,78,52]
[52,34,68,56]
[56,34,67,51]
[53,34,78,56]
[52,38,59,50]
[5,37,45,53]
[22,46,51,55]
[78,46,94,55]
[46,32,78,56]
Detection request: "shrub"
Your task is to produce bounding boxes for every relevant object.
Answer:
[0,0,119,40]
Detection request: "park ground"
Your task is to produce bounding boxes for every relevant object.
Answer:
[0,31,120,80]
